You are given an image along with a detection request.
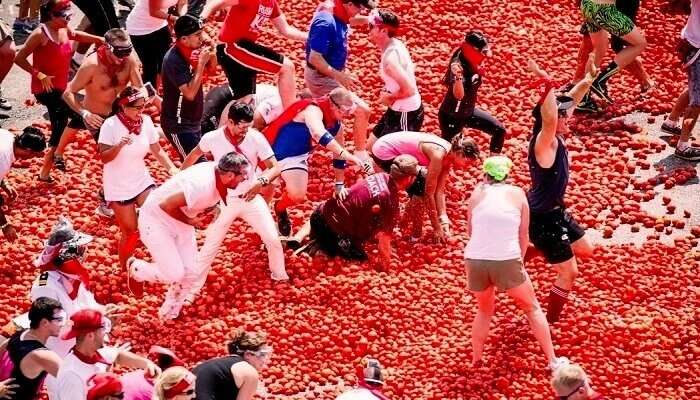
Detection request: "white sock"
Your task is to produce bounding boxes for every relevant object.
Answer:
[665,119,679,128]
[72,53,85,64]
[677,140,689,151]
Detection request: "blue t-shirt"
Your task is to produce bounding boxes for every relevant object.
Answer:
[161,47,204,134]
[305,11,349,71]
[273,120,341,160]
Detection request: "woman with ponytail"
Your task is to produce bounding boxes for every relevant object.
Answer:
[98,86,178,273]
[193,329,271,400]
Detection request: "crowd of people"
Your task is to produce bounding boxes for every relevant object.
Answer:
[0,0,697,398]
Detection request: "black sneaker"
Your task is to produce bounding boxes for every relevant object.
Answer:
[660,121,682,136]
[575,96,600,113]
[53,155,66,171]
[276,207,291,236]
[675,146,700,161]
[590,80,613,103]
[280,236,301,250]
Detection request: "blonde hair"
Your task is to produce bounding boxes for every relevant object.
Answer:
[551,364,587,394]
[152,367,193,400]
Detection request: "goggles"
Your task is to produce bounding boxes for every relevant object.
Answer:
[51,310,68,326]
[330,96,356,116]
[250,345,273,359]
[108,43,133,59]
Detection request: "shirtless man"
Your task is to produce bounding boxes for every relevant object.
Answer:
[52,28,144,173]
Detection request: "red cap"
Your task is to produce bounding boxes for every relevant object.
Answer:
[86,373,122,400]
[61,309,104,340]
[52,0,72,12]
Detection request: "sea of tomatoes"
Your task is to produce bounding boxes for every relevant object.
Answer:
[1,0,699,398]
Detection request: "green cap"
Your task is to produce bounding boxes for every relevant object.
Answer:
[483,156,513,181]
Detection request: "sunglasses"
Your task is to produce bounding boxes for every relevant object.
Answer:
[557,382,585,400]
[108,43,133,59]
[110,393,125,400]
[183,389,195,396]
[54,10,73,20]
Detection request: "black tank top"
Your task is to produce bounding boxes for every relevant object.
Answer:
[193,355,244,400]
[527,125,569,213]
[7,331,48,400]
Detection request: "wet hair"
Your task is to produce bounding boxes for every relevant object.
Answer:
[28,297,62,329]
[450,134,480,160]
[104,28,130,46]
[40,0,69,23]
[228,103,254,124]
[389,154,418,179]
[16,126,47,152]
[329,87,354,107]
[153,367,192,400]
[227,329,267,355]
[217,152,249,175]
[464,30,489,50]
[377,10,400,37]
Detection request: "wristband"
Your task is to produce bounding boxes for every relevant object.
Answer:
[334,182,345,193]
[318,131,334,146]
[439,214,450,224]
[332,159,347,169]
[257,176,270,186]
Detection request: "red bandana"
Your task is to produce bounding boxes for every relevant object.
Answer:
[39,259,90,299]
[460,43,486,70]
[333,0,350,24]
[116,111,143,135]
[162,374,194,399]
[175,42,198,70]
[71,348,109,365]
[96,45,124,82]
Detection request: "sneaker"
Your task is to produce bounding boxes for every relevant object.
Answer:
[53,155,66,171]
[590,80,613,103]
[0,94,10,111]
[575,96,600,113]
[675,146,700,161]
[127,258,144,297]
[279,236,301,250]
[276,207,291,236]
[159,285,185,320]
[12,19,32,34]
[293,239,319,256]
[660,121,682,136]
[548,356,571,373]
[96,201,115,218]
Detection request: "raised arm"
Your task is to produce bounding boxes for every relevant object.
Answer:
[528,60,558,163]
[566,53,598,106]
[201,0,238,20]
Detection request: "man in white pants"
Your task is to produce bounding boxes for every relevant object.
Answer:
[128,153,249,320]
[182,103,288,303]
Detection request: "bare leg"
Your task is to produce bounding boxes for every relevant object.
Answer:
[54,126,78,159]
[507,277,556,364]
[0,40,15,85]
[668,90,690,123]
[470,285,495,365]
[112,202,139,268]
[573,34,594,83]
[277,58,297,109]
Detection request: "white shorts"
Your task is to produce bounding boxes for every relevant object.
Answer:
[277,153,310,172]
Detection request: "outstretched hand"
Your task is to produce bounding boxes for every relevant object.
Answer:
[585,53,599,81]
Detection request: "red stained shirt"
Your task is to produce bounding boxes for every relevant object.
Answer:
[31,25,73,94]
[219,0,281,43]
[321,173,399,243]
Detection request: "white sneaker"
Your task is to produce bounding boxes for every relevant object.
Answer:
[158,285,185,320]
[95,202,115,218]
[548,356,571,373]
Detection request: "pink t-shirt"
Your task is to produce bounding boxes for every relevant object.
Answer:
[121,370,154,400]
[371,131,451,166]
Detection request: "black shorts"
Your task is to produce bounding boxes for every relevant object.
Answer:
[201,85,234,133]
[216,41,284,100]
[67,114,108,141]
[310,208,367,260]
[529,208,586,264]
[71,0,119,36]
[372,104,424,138]
[111,184,156,206]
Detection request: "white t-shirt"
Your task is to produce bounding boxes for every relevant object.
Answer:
[55,347,119,400]
[380,38,421,112]
[0,129,16,182]
[143,161,224,219]
[30,271,103,358]
[336,388,382,400]
[198,127,274,197]
[683,0,700,48]
[99,115,160,201]
[125,0,178,36]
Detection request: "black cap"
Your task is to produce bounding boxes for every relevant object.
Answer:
[16,126,47,152]
[175,14,203,38]
[464,31,489,51]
